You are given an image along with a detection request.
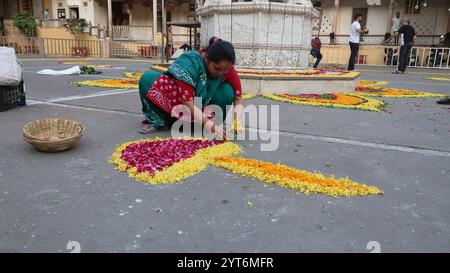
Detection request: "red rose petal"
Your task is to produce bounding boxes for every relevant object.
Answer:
[121,139,220,175]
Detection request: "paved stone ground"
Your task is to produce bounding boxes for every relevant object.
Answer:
[1,59,449,252]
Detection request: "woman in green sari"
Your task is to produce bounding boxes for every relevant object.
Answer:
[138,40,242,139]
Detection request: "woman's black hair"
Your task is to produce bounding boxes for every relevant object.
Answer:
[208,36,222,48]
[206,40,236,64]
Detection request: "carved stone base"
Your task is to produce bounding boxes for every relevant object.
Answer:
[198,1,320,70]
[241,76,360,95]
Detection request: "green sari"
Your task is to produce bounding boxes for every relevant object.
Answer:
[139,51,235,129]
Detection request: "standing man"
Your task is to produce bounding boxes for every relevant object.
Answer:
[393,18,416,74]
[165,26,174,61]
[310,36,323,69]
[43,9,50,20]
[348,13,369,71]
[392,11,402,44]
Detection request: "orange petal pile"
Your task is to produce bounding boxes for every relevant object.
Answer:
[211,157,383,197]
[263,93,386,112]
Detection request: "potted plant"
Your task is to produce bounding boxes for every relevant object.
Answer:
[329,32,336,45]
[64,18,89,57]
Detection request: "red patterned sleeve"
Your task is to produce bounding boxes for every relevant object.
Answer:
[176,79,195,102]
[222,66,242,97]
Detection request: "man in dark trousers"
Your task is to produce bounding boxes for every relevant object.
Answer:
[310,37,323,69]
[348,13,369,71]
[393,18,416,74]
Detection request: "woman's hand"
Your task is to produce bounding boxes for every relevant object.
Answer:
[233,96,244,120]
[231,96,244,135]
[213,125,227,140]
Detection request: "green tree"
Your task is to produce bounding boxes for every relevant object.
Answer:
[64,18,89,47]
[12,12,37,37]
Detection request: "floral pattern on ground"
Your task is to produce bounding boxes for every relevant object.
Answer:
[263,93,386,112]
[211,157,383,197]
[152,65,360,79]
[426,77,450,82]
[58,61,124,69]
[354,86,445,98]
[109,137,382,197]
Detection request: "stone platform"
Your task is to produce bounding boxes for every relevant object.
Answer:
[151,65,360,95]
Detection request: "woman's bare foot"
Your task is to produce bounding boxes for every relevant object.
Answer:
[138,124,158,134]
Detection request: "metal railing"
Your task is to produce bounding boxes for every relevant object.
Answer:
[40,19,67,28]
[0,36,41,55]
[0,35,163,58]
[39,19,106,39]
[43,38,102,57]
[382,46,450,69]
[109,40,159,58]
[112,26,153,41]
[317,45,450,69]
[2,35,447,68]
[0,36,102,57]
[319,34,442,46]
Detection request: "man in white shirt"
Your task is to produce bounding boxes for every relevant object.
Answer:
[348,13,369,71]
[392,11,401,33]
[392,11,401,44]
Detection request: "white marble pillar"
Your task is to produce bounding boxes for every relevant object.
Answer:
[107,0,112,38]
[386,0,395,33]
[153,0,158,40]
[332,0,340,34]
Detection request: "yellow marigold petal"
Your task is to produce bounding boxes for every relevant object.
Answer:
[354,86,445,98]
[211,157,383,197]
[426,77,450,82]
[262,93,386,112]
[242,94,257,100]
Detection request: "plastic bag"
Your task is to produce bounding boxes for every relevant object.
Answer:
[37,66,81,75]
[0,47,22,86]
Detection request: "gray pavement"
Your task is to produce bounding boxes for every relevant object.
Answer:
[0,59,449,252]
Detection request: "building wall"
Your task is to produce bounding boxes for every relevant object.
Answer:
[33,0,44,18]
[51,0,96,24]
[93,0,107,29]
[51,0,67,19]
[3,19,19,36]
[130,2,153,26]
[80,0,95,24]
[10,0,19,17]
[366,4,390,34]
[46,0,192,42]
[43,0,53,14]
[317,0,337,35]
[37,25,98,40]
[166,2,194,44]
[318,0,449,36]
[392,0,449,35]
[334,0,391,35]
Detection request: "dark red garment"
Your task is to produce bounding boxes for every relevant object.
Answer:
[198,48,242,97]
[311,38,322,51]
[145,74,195,114]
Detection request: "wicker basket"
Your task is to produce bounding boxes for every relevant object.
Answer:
[23,119,85,152]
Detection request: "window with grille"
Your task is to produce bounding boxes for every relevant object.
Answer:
[405,0,421,14]
[21,0,32,14]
